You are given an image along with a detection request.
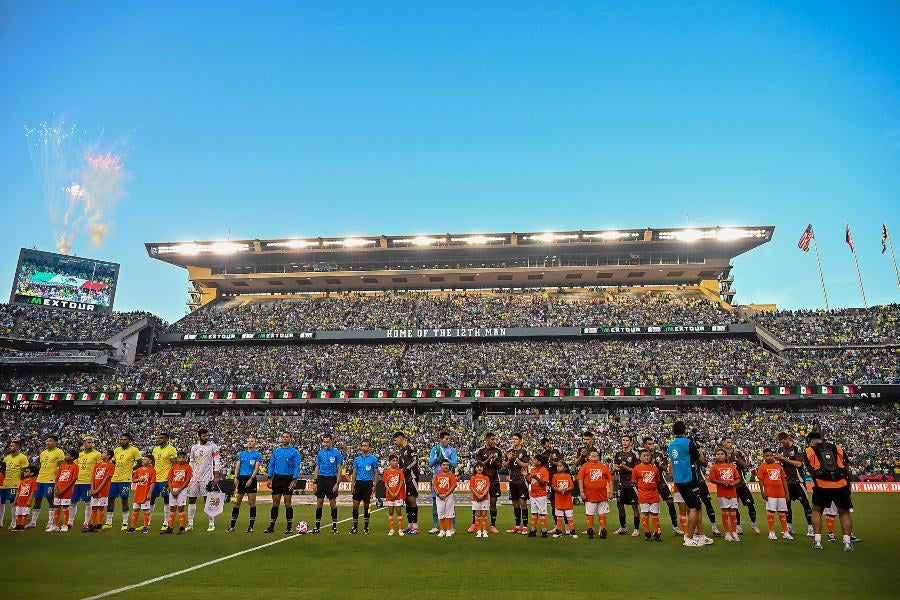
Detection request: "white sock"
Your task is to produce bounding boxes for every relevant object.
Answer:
[48,508,57,526]
[106,512,114,525]
[843,534,851,544]
[122,509,130,526]
[188,503,196,525]
[0,503,6,527]
[30,509,40,526]
[147,505,154,527]
[814,533,822,542]
[209,516,215,526]
[83,505,91,526]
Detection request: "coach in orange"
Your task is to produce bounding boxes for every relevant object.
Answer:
[803,431,854,552]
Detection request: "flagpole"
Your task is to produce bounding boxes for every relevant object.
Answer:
[847,222,868,308]
[811,236,829,311]
[887,225,900,290]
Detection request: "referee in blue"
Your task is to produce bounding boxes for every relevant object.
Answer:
[265,432,302,534]
[350,440,380,534]
[312,433,344,534]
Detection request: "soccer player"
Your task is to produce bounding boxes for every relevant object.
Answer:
[229,436,263,533]
[633,449,662,542]
[526,454,550,538]
[106,433,141,531]
[312,433,343,534]
[758,448,791,540]
[265,432,302,534]
[73,436,101,530]
[643,436,681,534]
[470,461,491,538]
[393,431,420,534]
[708,448,740,541]
[11,465,38,531]
[51,449,79,532]
[164,451,193,535]
[428,431,458,534]
[472,432,503,534]
[350,440,380,535]
[383,454,406,536]
[668,421,712,547]
[33,435,65,530]
[433,458,457,538]
[775,431,814,537]
[577,450,612,539]
[1,439,29,529]
[151,432,177,530]
[505,432,530,534]
[128,455,156,534]
[722,436,760,535]
[803,431,854,551]
[551,461,577,538]
[613,434,640,536]
[573,431,599,508]
[187,428,222,532]
[87,449,114,533]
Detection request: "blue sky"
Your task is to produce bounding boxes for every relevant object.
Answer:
[1,1,898,322]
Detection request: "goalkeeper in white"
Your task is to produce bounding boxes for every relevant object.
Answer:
[187,428,222,531]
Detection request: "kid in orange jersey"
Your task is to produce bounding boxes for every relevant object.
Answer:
[87,450,114,532]
[551,462,577,539]
[577,450,612,539]
[433,459,457,538]
[164,451,193,535]
[469,462,492,538]
[708,448,741,542]
[526,455,550,538]
[12,466,38,531]
[757,448,791,541]
[383,455,406,536]
[632,449,662,542]
[52,449,80,532]
[128,456,157,534]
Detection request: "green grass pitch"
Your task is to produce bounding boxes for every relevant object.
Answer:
[3,493,898,599]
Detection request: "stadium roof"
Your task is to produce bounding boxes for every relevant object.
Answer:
[146,225,773,296]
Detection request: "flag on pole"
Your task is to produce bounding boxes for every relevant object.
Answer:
[845,224,855,253]
[883,224,889,254]
[797,224,813,252]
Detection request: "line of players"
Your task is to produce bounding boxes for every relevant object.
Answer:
[0,427,850,545]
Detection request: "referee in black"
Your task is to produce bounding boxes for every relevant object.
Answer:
[265,432,302,534]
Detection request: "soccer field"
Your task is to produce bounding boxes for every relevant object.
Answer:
[3,493,898,599]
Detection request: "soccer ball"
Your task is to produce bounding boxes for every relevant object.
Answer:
[296,521,309,534]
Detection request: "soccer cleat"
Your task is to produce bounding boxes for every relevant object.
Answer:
[388,529,395,536]
[527,530,536,538]
[406,528,418,535]
[769,532,778,540]
[398,530,405,537]
[683,537,701,547]
[653,532,662,542]
[570,533,578,539]
[733,534,741,542]
[46,526,59,533]
[207,524,215,532]
[807,526,815,537]
[332,526,339,535]
[812,541,823,550]
[673,526,684,535]
[735,524,743,535]
[850,534,861,543]
[600,528,608,539]
[185,525,194,532]
[246,526,254,533]
[490,526,499,534]
[125,527,136,534]
[751,524,761,534]
[25,524,36,529]
[81,527,92,534]
[160,525,168,532]
[81,524,90,531]
[645,532,652,542]
[540,530,547,538]
[447,531,454,537]
[284,527,293,535]
[141,527,150,534]
[350,526,359,535]
[310,527,320,534]
[587,528,594,539]
[783,532,794,540]
[507,526,521,534]
[161,528,174,535]
[700,535,714,545]
[177,527,186,535]
[552,532,563,538]
[60,526,69,533]
[467,523,478,533]
[427,527,439,534]
[364,527,370,535]
[827,533,836,542]
[121,524,128,531]
[711,525,722,537]
[724,532,733,542]
[631,529,640,537]
[438,530,446,537]
[787,525,794,535]
[843,542,855,552]
[264,526,275,534]
[227,527,235,533]
[613,527,627,535]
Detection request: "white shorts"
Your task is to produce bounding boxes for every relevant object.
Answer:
[765,497,788,512]
[15,506,31,516]
[91,497,108,508]
[187,477,212,498]
[673,492,684,503]
[554,508,573,518]
[823,502,838,517]
[132,501,150,510]
[55,498,72,506]
[640,502,660,514]
[585,501,610,516]
[529,496,547,515]
[169,493,188,508]
[472,499,490,512]
[385,499,405,508]
[719,497,738,509]
[435,495,455,519]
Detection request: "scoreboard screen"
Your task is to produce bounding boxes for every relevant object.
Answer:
[9,248,120,312]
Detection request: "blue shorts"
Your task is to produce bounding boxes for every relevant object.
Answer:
[108,482,130,500]
[35,483,55,500]
[0,488,16,503]
[72,484,92,503]
[151,482,169,502]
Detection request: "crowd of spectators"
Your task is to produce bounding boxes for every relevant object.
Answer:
[0,303,166,342]
[168,290,739,333]
[756,304,900,346]
[2,405,897,480]
[787,348,899,385]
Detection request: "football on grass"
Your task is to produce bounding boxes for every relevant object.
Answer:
[296,521,309,534]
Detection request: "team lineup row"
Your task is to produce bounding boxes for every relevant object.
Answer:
[0,423,858,549]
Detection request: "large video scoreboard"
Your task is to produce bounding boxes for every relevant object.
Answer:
[9,248,120,312]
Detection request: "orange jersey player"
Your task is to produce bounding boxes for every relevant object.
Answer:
[632,449,662,541]
[88,450,114,532]
[128,456,157,533]
[12,466,38,531]
[577,450,612,539]
[708,448,740,541]
[164,451,193,534]
[432,459,457,537]
[551,462,577,538]
[469,462,492,537]
[757,448,790,540]
[527,455,550,537]
[383,456,406,536]
[52,449,80,531]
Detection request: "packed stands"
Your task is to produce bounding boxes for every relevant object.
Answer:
[755,305,900,346]
[0,303,167,342]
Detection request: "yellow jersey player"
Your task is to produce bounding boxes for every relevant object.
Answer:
[2,439,29,530]
[33,435,65,530]
[73,437,102,530]
[151,432,178,530]
[106,433,141,531]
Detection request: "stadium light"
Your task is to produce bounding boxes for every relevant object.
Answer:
[177,243,202,255]
[285,239,315,249]
[583,231,635,241]
[410,236,438,246]
[210,242,246,254]
[342,238,374,248]
[715,228,746,241]
[674,229,703,242]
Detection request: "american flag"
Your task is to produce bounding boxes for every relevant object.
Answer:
[797,224,813,252]
[845,223,855,253]
[883,224,889,254]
